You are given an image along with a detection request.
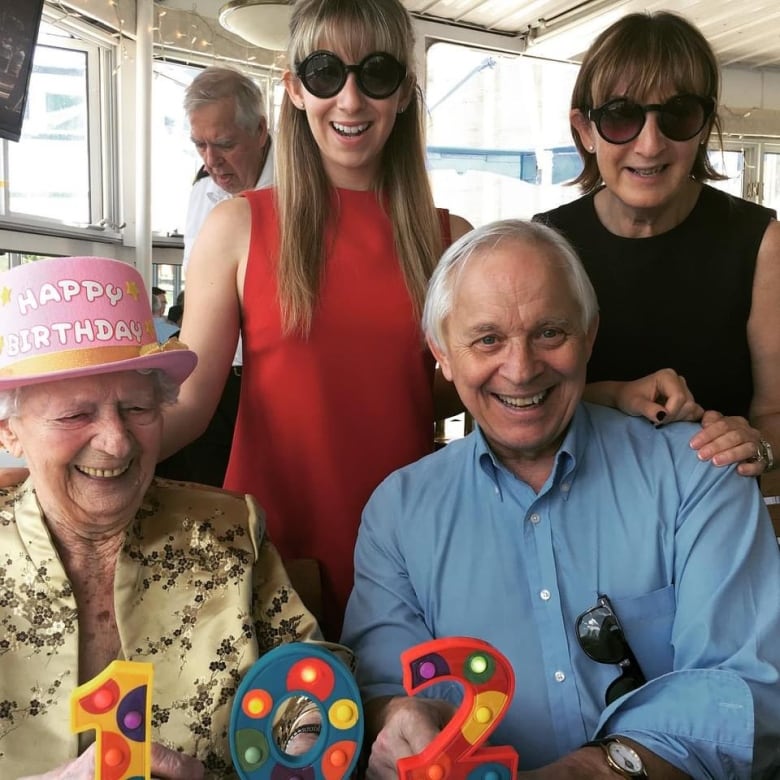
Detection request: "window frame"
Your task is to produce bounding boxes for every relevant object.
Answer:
[0,13,121,243]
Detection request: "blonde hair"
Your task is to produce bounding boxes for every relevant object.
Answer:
[275,0,442,335]
[571,11,725,193]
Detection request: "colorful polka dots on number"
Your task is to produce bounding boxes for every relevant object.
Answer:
[229,643,363,780]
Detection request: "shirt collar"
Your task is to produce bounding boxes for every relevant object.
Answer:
[474,405,586,498]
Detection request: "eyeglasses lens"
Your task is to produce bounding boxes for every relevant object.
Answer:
[577,606,626,662]
[299,52,345,98]
[658,95,708,141]
[597,101,646,144]
[298,51,405,100]
[360,54,405,98]
[605,669,645,704]
[594,95,710,144]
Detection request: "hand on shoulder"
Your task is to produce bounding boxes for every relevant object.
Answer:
[585,369,704,424]
[690,409,772,476]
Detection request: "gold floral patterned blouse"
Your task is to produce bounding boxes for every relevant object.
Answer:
[0,478,344,778]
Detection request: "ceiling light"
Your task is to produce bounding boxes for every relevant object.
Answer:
[219,0,292,51]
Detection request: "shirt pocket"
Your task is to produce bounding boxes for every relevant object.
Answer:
[610,585,675,680]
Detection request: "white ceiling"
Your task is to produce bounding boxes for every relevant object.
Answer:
[403,0,780,68]
[158,0,780,71]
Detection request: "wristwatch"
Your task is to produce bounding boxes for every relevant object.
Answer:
[586,737,648,777]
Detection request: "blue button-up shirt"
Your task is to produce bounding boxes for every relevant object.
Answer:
[342,403,780,776]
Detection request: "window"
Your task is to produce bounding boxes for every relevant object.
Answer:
[425,41,582,226]
[711,139,780,212]
[152,60,202,239]
[708,147,746,198]
[760,144,780,214]
[0,21,116,236]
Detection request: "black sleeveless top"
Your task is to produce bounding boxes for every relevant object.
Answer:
[534,185,775,418]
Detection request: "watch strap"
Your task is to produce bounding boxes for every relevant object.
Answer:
[583,737,648,777]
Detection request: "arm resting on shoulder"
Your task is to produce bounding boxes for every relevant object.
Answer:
[583,369,703,423]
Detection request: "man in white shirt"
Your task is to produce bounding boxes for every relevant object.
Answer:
[159,66,273,485]
[182,66,274,270]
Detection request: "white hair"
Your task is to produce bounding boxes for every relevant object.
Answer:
[422,219,599,353]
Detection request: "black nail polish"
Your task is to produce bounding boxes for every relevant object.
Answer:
[656,411,667,422]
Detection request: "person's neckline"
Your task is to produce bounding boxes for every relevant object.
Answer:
[591,180,704,239]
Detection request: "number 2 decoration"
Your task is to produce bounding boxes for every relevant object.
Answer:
[397,637,519,780]
[70,660,154,780]
[69,638,515,780]
[229,643,364,780]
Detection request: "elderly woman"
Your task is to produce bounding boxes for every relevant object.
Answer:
[0,257,338,779]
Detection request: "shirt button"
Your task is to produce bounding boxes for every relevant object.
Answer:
[529,513,541,524]
[554,671,566,682]
[561,482,571,493]
[539,589,551,601]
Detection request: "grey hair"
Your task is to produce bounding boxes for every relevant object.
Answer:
[183,66,266,132]
[422,219,599,353]
[0,369,181,422]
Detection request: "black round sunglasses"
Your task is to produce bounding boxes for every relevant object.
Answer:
[295,50,406,100]
[587,94,715,145]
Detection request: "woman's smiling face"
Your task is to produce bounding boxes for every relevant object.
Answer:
[285,46,411,190]
[572,86,709,218]
[0,371,163,536]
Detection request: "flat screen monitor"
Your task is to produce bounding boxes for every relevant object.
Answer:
[0,0,45,143]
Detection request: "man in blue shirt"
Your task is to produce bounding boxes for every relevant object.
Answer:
[341,220,780,778]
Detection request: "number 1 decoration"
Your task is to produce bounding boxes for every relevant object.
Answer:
[70,660,154,780]
[69,637,516,780]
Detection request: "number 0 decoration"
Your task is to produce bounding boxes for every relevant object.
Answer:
[69,638,515,780]
[229,643,364,780]
[70,659,154,780]
[397,637,519,780]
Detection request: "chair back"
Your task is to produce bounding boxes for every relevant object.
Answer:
[284,558,324,627]
[761,471,780,543]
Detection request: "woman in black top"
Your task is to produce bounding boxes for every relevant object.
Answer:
[535,12,779,478]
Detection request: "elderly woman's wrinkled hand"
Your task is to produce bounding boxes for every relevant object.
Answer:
[689,410,769,476]
[612,369,705,424]
[19,743,205,780]
[18,744,97,780]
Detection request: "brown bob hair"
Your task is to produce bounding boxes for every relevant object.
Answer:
[570,12,725,193]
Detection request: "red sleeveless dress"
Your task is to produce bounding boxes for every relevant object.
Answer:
[226,187,447,638]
